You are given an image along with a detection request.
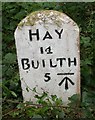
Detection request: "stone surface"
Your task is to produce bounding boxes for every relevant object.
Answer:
[14,10,80,104]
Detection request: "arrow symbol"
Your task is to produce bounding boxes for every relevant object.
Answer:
[59,77,74,90]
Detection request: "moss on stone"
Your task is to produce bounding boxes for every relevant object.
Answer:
[18,10,64,29]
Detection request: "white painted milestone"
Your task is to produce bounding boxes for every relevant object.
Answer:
[14,10,80,104]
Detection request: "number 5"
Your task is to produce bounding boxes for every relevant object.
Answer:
[44,73,51,82]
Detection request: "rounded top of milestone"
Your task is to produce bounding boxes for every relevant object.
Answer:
[17,10,79,31]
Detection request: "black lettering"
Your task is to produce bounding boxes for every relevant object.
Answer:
[21,58,30,70]
[68,58,77,67]
[45,46,53,54]
[44,73,51,82]
[57,58,66,67]
[40,47,44,54]
[50,59,57,67]
[42,59,45,67]
[29,29,39,41]
[55,29,63,39]
[43,31,52,40]
[40,46,53,54]
[31,60,39,69]
[57,73,74,75]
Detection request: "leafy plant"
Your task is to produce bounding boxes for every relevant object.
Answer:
[2,2,95,119]
[2,88,95,119]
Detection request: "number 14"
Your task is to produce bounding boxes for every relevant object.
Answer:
[40,46,53,54]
